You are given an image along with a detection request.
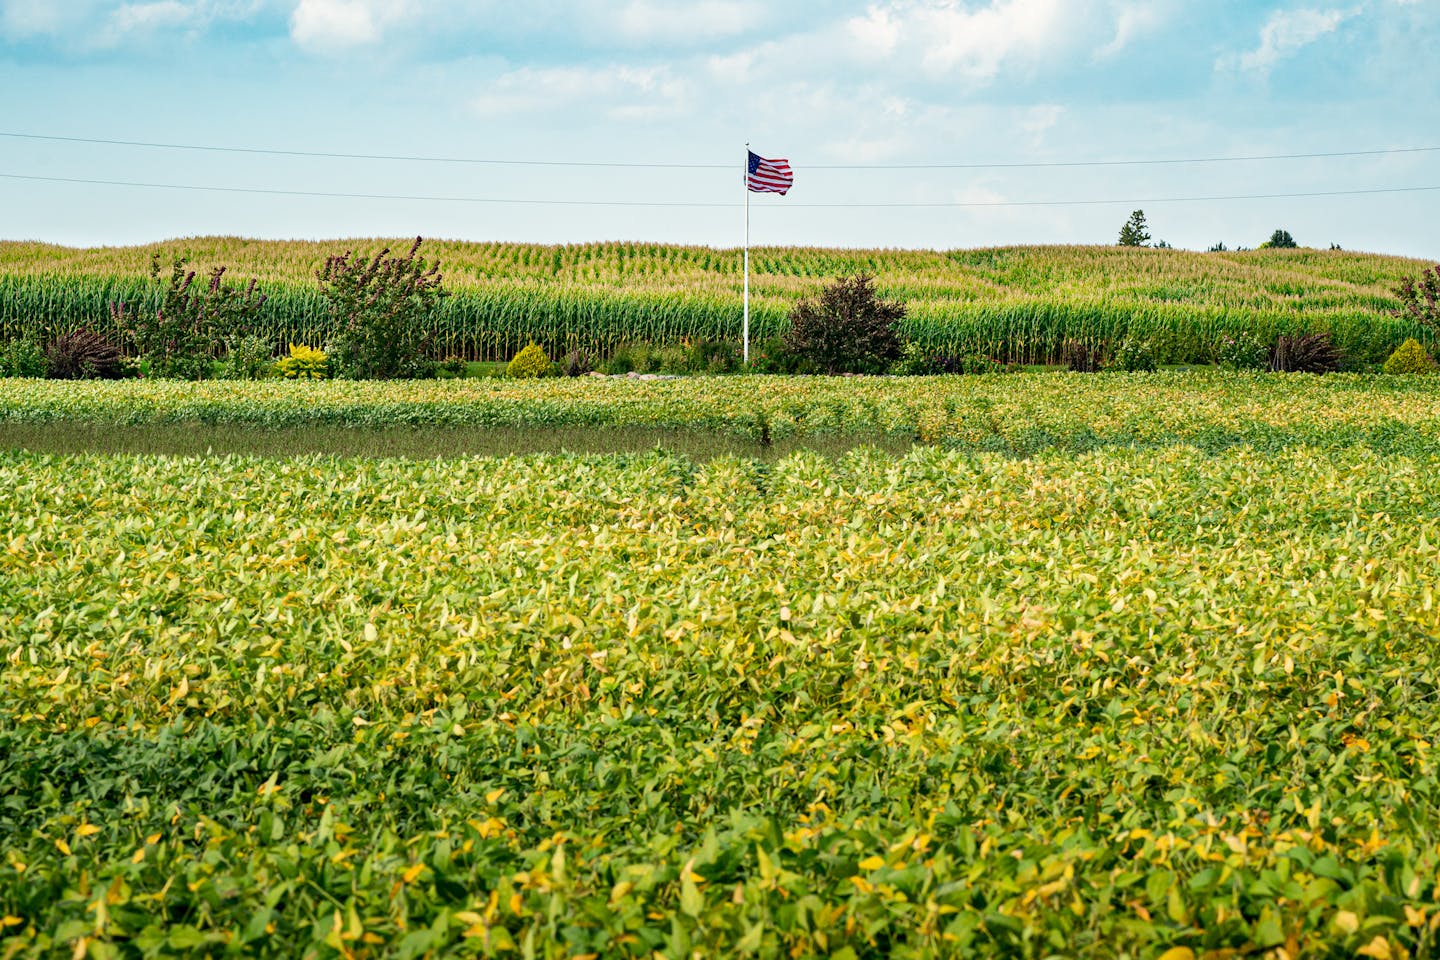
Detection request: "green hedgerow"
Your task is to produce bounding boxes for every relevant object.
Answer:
[219,335,275,381]
[1383,338,1439,375]
[0,337,48,378]
[506,342,554,379]
[1214,332,1268,371]
[1107,336,1158,373]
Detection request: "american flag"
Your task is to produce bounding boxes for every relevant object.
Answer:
[746,151,793,195]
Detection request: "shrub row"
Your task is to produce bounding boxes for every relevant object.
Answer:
[5,251,1436,366]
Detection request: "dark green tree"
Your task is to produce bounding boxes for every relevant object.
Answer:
[1261,229,1298,249]
[783,274,906,375]
[1117,210,1151,247]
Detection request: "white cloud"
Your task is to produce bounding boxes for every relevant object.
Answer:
[0,1,86,37]
[1020,104,1064,140]
[1225,7,1358,74]
[847,5,901,57]
[1,0,265,48]
[840,0,1170,83]
[704,48,757,77]
[915,0,1076,78]
[289,0,414,51]
[1095,1,1167,59]
[99,0,197,41]
[611,0,762,43]
[948,182,1048,228]
[471,63,689,121]
[954,183,1008,205]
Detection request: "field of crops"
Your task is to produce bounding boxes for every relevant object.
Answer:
[5,371,1440,456]
[0,239,1430,364]
[3,374,1440,958]
[2,434,1440,957]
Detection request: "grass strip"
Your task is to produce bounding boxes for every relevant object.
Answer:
[6,372,1440,456]
[0,421,914,460]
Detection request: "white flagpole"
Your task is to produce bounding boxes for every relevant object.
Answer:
[743,142,750,366]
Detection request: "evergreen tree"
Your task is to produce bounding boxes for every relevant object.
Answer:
[1261,229,1298,249]
[1117,210,1151,247]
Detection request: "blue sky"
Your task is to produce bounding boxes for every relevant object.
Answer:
[1,0,1436,257]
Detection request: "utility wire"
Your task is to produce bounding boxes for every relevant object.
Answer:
[0,173,729,207]
[3,171,1438,208]
[0,132,723,169]
[2,130,1438,170]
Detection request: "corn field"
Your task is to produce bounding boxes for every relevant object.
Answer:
[0,239,1428,363]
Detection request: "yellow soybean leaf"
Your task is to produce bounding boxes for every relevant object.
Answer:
[858,856,885,871]
[1155,949,1195,960]
[401,863,424,884]
[76,825,101,838]
[55,839,71,856]
[1357,937,1392,960]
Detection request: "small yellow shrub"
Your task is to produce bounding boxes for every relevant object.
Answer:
[506,343,554,379]
[1383,339,1438,375]
[276,344,329,380]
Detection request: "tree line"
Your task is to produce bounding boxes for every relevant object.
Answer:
[1117,210,1336,252]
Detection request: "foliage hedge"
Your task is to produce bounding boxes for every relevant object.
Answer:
[9,373,1440,457]
[3,241,1434,364]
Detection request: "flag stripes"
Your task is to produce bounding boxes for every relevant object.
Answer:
[747,151,793,195]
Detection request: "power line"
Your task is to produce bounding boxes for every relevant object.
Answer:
[2,130,1438,170]
[3,171,1438,208]
[0,132,723,170]
[0,173,728,207]
[812,185,1440,207]
[834,146,1440,170]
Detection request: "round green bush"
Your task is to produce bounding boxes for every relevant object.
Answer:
[1383,338,1438,375]
[506,342,554,379]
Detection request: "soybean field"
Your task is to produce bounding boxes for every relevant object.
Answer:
[4,374,1440,957]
